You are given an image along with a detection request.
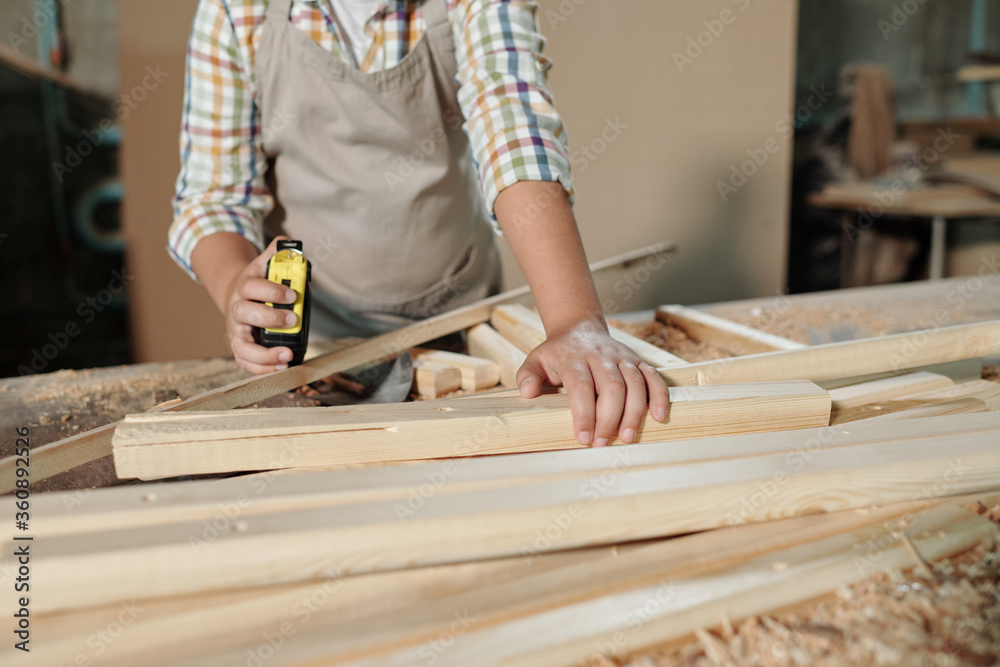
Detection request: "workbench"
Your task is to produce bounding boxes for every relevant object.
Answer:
[3,276,999,494]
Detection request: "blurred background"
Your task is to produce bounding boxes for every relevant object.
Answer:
[1,0,998,377]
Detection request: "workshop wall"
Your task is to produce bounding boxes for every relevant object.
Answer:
[515,0,799,310]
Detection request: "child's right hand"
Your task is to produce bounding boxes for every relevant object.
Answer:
[222,236,299,373]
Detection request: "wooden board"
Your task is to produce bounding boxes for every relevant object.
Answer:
[466,323,527,389]
[111,381,832,478]
[827,371,954,410]
[411,349,499,392]
[0,242,676,493]
[492,304,687,367]
[656,304,806,354]
[30,419,1000,611]
[657,320,1000,386]
[412,359,461,399]
[22,494,984,667]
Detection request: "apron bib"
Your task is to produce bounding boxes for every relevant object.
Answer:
[255,0,501,339]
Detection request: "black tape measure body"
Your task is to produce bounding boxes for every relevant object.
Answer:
[253,240,311,366]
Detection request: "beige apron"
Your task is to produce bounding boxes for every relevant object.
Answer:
[255,0,501,339]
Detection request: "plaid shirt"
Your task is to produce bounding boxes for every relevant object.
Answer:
[169,0,572,278]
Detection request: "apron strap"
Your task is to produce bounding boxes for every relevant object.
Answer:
[421,0,450,29]
[267,0,293,22]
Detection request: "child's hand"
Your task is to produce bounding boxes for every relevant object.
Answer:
[515,318,671,447]
[223,236,299,373]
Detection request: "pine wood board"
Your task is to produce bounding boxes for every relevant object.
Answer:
[0,242,676,493]
[24,495,994,667]
[657,320,1000,386]
[28,426,1000,612]
[465,323,527,389]
[40,411,1000,539]
[411,349,499,391]
[492,304,687,367]
[831,379,1000,424]
[412,359,461,399]
[656,304,806,354]
[110,382,831,478]
[827,371,954,410]
[431,506,999,667]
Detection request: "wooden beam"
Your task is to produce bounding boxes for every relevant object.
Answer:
[37,412,1000,539]
[832,379,1000,424]
[466,324,527,389]
[412,359,461,399]
[411,349,499,392]
[35,421,1000,611]
[111,381,831,478]
[492,304,686,367]
[827,371,954,410]
[0,241,676,493]
[656,304,806,354]
[864,384,1000,422]
[423,506,998,666]
[25,494,980,666]
[657,321,1000,386]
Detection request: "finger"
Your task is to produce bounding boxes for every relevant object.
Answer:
[591,361,626,448]
[617,361,648,444]
[639,362,671,422]
[232,336,293,369]
[561,365,596,446]
[515,352,547,398]
[249,236,291,276]
[240,276,297,305]
[232,299,298,330]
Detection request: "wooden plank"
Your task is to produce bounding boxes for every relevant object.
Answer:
[420,506,998,667]
[827,371,954,410]
[111,381,832,478]
[817,358,984,390]
[32,425,1000,611]
[411,349,499,392]
[492,304,686,366]
[863,384,1000,422]
[608,326,688,367]
[412,359,461,399]
[657,320,1000,386]
[25,494,975,667]
[490,304,546,352]
[0,241,676,493]
[466,323,527,389]
[36,412,1000,539]
[656,304,806,354]
[832,379,1000,424]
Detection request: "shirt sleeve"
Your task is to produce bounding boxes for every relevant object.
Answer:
[168,0,271,281]
[450,0,574,222]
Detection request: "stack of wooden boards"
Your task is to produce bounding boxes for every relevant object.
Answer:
[6,282,1000,664]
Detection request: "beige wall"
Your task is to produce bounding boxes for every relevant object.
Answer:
[121,0,798,362]
[119,0,231,362]
[510,0,799,309]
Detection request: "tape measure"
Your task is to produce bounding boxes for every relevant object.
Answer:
[252,240,311,367]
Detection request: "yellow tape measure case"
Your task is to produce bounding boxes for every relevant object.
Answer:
[252,240,311,366]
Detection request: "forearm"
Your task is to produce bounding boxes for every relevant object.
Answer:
[191,232,260,314]
[493,181,605,335]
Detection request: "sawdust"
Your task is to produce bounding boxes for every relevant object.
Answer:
[983,366,1000,384]
[625,514,1000,667]
[609,320,733,363]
